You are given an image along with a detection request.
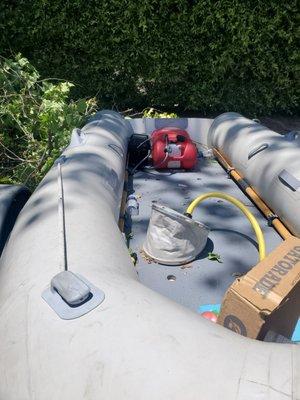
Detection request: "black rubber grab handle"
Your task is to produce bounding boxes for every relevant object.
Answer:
[248,143,269,160]
[278,169,300,192]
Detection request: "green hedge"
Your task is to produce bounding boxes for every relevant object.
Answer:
[0,0,298,114]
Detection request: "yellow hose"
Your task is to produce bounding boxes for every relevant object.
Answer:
[186,192,266,261]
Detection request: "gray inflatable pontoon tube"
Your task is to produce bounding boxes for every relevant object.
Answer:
[0,110,299,400]
[209,112,300,237]
[0,184,30,256]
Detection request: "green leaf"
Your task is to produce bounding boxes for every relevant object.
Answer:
[0,55,95,190]
[207,252,222,263]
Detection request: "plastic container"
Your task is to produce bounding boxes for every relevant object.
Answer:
[151,127,197,169]
[127,194,139,216]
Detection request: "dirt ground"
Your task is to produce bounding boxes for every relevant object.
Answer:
[258,116,300,134]
[181,113,300,134]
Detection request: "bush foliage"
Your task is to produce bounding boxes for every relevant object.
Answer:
[0,0,298,115]
[0,55,96,189]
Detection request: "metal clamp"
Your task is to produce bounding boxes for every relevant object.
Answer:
[267,213,278,227]
[226,166,235,175]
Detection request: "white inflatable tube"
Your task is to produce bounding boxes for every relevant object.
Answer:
[209,112,300,236]
[0,111,299,399]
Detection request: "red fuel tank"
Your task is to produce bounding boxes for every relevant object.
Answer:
[151,127,197,169]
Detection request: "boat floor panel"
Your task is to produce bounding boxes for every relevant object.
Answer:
[128,159,282,313]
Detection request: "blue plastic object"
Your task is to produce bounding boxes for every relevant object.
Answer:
[292,320,300,342]
[198,304,221,315]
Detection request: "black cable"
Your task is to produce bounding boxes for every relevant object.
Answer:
[136,137,151,149]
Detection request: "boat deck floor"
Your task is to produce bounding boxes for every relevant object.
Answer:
[128,158,282,313]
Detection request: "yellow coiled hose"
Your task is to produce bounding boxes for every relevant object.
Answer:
[186,192,266,261]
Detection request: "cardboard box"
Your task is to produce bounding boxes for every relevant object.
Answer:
[218,236,300,339]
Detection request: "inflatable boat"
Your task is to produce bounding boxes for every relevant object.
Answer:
[0,110,299,399]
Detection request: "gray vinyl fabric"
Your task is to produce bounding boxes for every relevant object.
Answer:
[0,112,298,400]
[143,203,209,265]
[51,271,90,305]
